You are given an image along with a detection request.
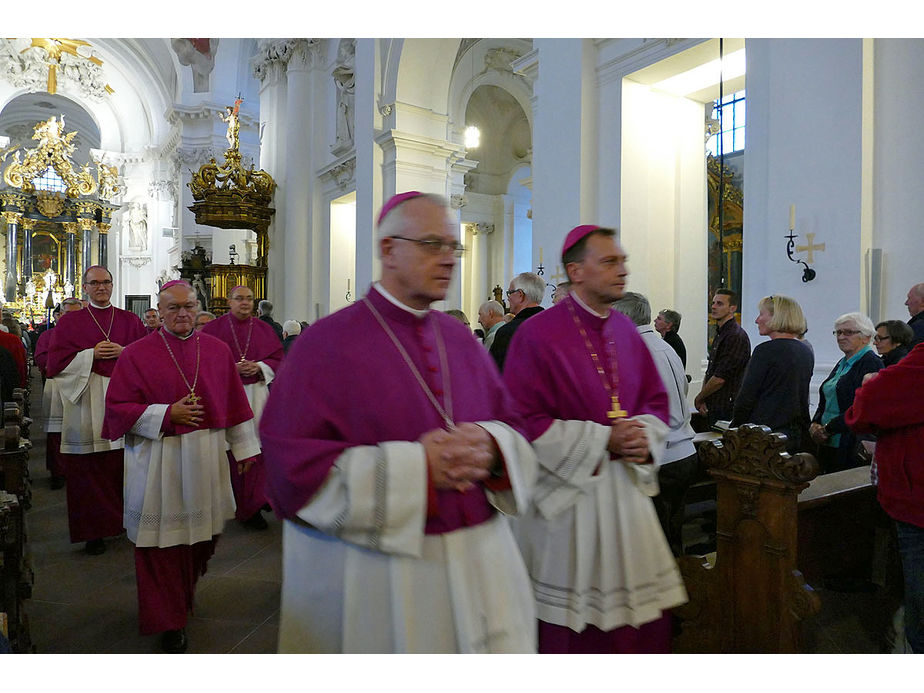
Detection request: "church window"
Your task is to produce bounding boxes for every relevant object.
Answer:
[707,90,745,157]
[34,166,67,194]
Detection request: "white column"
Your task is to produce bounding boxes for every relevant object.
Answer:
[353,38,382,295]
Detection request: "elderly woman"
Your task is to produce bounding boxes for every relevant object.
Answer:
[874,319,915,367]
[731,295,814,452]
[810,312,883,473]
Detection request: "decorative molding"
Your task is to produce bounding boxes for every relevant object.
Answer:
[120,255,152,268]
[319,156,356,191]
[0,38,113,101]
[149,179,178,202]
[451,194,466,209]
[484,47,522,73]
[474,223,495,235]
[378,102,394,117]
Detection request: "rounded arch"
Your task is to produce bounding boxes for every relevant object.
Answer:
[384,38,461,115]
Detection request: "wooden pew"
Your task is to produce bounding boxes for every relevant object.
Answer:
[673,424,823,653]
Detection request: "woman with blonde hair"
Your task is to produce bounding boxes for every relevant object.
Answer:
[731,295,814,452]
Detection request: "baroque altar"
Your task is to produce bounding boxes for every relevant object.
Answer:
[0,115,119,322]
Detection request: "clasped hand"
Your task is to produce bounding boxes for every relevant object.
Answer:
[93,340,123,359]
[420,423,499,493]
[170,394,205,428]
[236,360,262,378]
[608,418,650,464]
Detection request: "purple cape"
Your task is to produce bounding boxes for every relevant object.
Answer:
[503,294,669,441]
[201,313,283,384]
[102,329,254,439]
[259,285,525,532]
[46,305,147,378]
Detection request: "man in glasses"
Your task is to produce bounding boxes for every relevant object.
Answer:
[489,271,545,371]
[260,191,537,653]
[45,266,147,555]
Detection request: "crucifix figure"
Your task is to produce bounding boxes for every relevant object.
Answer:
[796,233,826,263]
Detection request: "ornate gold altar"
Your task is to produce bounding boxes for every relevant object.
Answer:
[707,154,744,339]
[187,99,276,314]
[0,116,118,322]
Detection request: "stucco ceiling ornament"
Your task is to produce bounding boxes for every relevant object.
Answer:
[0,38,113,100]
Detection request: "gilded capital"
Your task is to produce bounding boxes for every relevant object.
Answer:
[20,217,37,231]
[97,222,110,235]
[2,210,22,226]
[62,221,78,235]
[77,217,96,232]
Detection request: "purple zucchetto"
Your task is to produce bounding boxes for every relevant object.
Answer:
[561,224,604,262]
[377,191,425,226]
[159,279,193,293]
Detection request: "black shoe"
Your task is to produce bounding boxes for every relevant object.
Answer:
[160,628,188,654]
[49,475,65,490]
[242,511,268,530]
[84,539,106,555]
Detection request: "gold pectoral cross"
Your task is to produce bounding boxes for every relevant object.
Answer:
[188,390,201,405]
[607,394,628,420]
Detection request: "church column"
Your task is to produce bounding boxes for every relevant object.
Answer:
[21,218,34,283]
[63,222,78,293]
[283,39,320,322]
[353,38,383,295]
[78,216,95,281]
[98,222,109,266]
[2,211,20,302]
[252,39,292,317]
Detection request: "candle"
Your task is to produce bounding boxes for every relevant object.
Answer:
[347,278,350,291]
[789,204,795,230]
[539,247,543,264]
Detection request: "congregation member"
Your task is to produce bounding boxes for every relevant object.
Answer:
[654,308,687,368]
[477,300,505,351]
[194,311,215,331]
[552,281,571,304]
[0,317,28,390]
[143,308,161,332]
[731,295,814,453]
[281,319,301,354]
[614,291,698,557]
[102,280,261,654]
[809,312,882,473]
[875,319,915,366]
[35,298,83,489]
[905,282,924,347]
[846,341,924,653]
[260,191,537,653]
[503,224,686,654]
[202,285,283,530]
[257,299,284,342]
[45,266,147,554]
[694,289,750,428]
[489,271,544,370]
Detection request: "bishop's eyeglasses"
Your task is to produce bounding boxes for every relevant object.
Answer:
[389,235,466,257]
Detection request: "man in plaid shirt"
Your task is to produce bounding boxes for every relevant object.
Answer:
[695,289,751,426]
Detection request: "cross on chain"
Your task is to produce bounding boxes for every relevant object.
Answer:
[796,233,826,263]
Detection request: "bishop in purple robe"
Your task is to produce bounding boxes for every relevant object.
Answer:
[102,280,260,653]
[260,192,537,653]
[503,225,687,654]
[45,266,147,555]
[201,284,283,530]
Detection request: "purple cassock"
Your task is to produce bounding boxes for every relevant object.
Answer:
[45,304,146,543]
[260,285,521,532]
[35,327,65,480]
[201,313,283,520]
[503,294,680,654]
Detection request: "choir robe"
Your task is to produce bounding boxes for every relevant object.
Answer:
[259,284,537,653]
[102,329,260,634]
[503,293,688,653]
[36,326,65,479]
[201,313,283,520]
[46,304,147,543]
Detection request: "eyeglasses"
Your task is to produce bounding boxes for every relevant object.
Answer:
[389,235,465,257]
[873,335,891,342]
[833,329,862,337]
[506,288,523,297]
[85,279,112,287]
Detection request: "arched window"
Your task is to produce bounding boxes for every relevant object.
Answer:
[34,166,67,194]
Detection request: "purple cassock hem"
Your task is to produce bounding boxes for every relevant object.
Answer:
[537,614,673,654]
[63,449,124,543]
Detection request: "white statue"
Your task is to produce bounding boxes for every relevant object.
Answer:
[127,203,148,252]
[332,40,355,149]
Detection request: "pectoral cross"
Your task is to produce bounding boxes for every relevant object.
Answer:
[188,390,201,405]
[607,394,627,420]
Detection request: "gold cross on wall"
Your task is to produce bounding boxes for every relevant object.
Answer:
[796,233,826,263]
[550,265,566,284]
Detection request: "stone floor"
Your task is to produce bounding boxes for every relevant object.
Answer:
[21,373,282,654]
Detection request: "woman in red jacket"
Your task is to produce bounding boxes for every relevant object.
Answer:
[846,343,924,653]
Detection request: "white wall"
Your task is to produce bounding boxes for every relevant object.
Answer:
[329,193,356,315]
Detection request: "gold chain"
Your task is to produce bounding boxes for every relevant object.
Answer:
[159,330,202,404]
[229,316,254,362]
[565,297,627,419]
[87,305,116,342]
[363,297,455,430]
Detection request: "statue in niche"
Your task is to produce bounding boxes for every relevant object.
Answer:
[332,40,355,150]
[127,203,148,252]
[192,272,210,311]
